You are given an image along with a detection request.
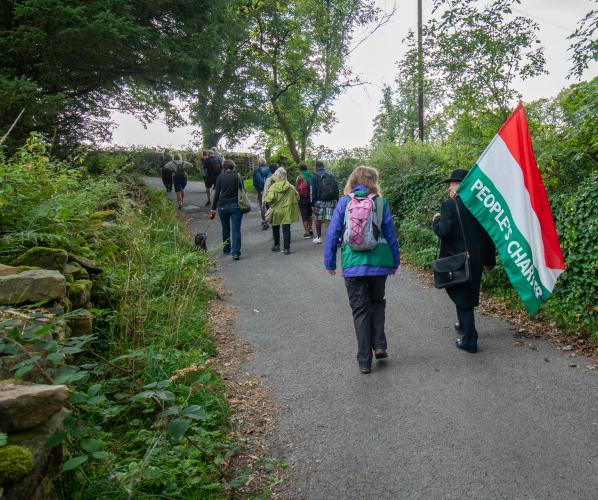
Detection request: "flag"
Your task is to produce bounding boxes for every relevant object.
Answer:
[457,103,565,314]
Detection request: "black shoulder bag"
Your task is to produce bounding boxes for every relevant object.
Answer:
[432,198,471,289]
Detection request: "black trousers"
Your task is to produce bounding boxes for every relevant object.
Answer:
[272,224,291,249]
[344,275,388,369]
[456,305,478,348]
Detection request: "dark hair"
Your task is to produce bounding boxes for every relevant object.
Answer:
[299,164,308,171]
[269,163,279,174]
[315,161,325,169]
[223,159,236,170]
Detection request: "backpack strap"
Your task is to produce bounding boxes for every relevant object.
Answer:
[373,195,384,228]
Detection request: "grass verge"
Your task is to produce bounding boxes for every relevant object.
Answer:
[57,186,235,498]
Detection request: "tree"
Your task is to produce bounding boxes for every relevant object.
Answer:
[425,0,546,120]
[0,0,228,152]
[251,0,384,164]
[371,31,448,146]
[190,2,268,150]
[568,1,598,80]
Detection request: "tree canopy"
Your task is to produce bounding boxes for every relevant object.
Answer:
[0,0,228,152]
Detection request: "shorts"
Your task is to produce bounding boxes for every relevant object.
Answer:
[299,198,312,221]
[314,200,337,221]
[173,174,187,192]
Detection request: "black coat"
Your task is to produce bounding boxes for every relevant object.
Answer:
[433,196,496,308]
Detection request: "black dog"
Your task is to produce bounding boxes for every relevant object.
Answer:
[194,232,207,251]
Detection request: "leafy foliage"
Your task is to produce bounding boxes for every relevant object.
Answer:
[0,136,238,496]
[0,0,228,152]
[568,1,598,79]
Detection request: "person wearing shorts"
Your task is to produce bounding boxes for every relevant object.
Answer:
[310,161,338,243]
[164,153,193,209]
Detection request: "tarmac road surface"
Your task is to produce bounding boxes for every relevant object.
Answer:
[146,176,598,500]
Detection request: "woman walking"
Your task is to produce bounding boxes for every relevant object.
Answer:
[265,167,300,255]
[432,169,495,353]
[209,160,245,260]
[324,166,400,374]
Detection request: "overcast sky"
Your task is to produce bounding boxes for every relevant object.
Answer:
[110,0,597,152]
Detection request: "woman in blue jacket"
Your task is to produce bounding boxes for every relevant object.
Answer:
[324,166,400,374]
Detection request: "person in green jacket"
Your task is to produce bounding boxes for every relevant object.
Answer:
[265,167,300,255]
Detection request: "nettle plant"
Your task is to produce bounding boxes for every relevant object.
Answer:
[0,316,210,474]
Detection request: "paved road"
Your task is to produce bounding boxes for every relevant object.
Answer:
[147,177,598,499]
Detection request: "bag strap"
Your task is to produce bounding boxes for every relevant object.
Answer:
[435,197,469,259]
[237,173,245,191]
[453,197,470,255]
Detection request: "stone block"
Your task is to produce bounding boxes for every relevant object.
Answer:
[67,280,92,309]
[66,309,93,336]
[0,270,66,305]
[4,408,69,500]
[67,254,103,275]
[12,247,68,272]
[63,262,89,280]
[0,380,68,433]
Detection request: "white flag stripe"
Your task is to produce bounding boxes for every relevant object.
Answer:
[477,136,563,290]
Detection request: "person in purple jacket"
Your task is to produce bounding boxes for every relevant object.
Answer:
[324,166,400,374]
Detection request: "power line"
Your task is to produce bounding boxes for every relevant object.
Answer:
[511,7,577,34]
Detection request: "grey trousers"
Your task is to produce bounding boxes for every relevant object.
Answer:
[344,275,388,368]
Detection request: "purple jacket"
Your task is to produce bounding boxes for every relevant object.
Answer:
[324,185,400,277]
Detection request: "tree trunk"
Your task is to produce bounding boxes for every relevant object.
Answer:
[271,100,301,164]
[201,123,223,150]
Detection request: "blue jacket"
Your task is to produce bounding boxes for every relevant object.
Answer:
[252,164,271,192]
[324,185,400,277]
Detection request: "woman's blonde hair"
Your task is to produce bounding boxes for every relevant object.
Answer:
[343,165,382,196]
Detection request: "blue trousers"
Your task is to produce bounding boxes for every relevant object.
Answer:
[218,203,243,257]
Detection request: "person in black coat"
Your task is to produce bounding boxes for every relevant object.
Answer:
[433,169,496,353]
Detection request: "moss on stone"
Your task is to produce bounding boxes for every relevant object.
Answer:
[66,280,92,309]
[89,210,116,221]
[0,445,34,484]
[12,247,68,272]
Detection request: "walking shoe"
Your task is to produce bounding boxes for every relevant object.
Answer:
[303,232,311,238]
[313,236,322,244]
[271,245,280,252]
[360,367,371,374]
[262,222,269,230]
[374,349,388,359]
[232,255,240,261]
[283,249,291,255]
[455,338,477,353]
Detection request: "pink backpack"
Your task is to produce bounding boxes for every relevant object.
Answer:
[343,193,384,250]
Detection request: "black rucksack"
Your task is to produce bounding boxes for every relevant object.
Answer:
[207,154,223,175]
[318,172,339,201]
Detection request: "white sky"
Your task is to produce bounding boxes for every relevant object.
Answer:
[110,0,597,152]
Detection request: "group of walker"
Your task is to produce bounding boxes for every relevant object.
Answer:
[162,153,494,373]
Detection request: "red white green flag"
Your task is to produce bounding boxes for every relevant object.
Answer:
[457,104,565,314]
